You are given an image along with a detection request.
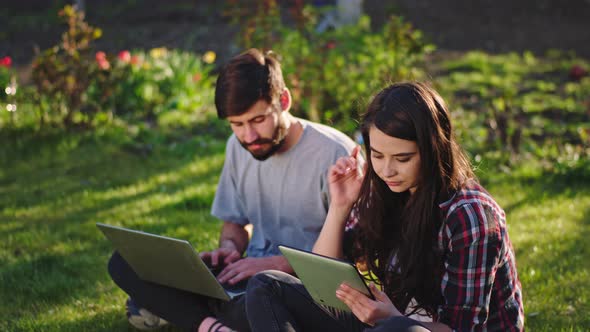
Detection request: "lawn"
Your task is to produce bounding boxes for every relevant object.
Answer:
[1,112,588,331]
[0,120,230,331]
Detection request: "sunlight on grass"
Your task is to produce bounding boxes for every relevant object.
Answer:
[3,129,589,331]
[1,126,228,331]
[481,169,590,330]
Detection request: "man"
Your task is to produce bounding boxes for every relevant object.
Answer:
[108,48,357,331]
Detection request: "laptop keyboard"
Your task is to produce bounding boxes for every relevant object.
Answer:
[210,266,247,293]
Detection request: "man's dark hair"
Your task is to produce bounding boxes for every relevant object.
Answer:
[215,48,286,119]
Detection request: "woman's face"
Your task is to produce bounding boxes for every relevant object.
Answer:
[369,126,421,194]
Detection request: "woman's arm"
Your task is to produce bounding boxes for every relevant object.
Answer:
[313,146,365,258]
[438,202,504,330]
[312,204,351,258]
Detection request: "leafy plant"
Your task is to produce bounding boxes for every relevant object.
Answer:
[31,5,105,127]
[106,48,217,123]
[225,2,433,134]
[438,51,590,168]
[0,55,24,128]
[0,56,16,106]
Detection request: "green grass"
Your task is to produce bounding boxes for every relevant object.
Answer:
[2,123,588,331]
[2,47,590,330]
[478,163,590,330]
[0,121,229,332]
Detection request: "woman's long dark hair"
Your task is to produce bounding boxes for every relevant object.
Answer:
[353,82,474,317]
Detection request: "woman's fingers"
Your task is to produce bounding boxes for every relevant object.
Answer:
[331,158,358,177]
[336,283,372,309]
[351,145,361,159]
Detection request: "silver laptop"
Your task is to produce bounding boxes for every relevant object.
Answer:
[97,223,245,301]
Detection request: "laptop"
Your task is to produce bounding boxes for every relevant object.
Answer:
[97,223,246,301]
[278,245,374,312]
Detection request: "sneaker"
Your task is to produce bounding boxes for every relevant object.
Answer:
[126,298,169,330]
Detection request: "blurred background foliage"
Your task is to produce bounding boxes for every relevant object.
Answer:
[1,1,588,170]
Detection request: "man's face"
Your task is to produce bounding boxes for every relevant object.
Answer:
[227,100,287,160]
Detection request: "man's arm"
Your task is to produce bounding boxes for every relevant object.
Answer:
[216,254,293,285]
[219,221,249,254]
[215,219,294,285]
[200,221,249,268]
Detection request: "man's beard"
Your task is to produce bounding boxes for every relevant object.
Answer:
[239,122,288,161]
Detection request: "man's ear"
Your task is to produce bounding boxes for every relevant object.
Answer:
[279,89,291,112]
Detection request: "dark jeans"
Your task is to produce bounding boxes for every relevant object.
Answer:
[108,251,250,332]
[246,270,431,332]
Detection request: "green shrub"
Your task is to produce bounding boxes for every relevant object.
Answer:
[0,56,15,104]
[31,5,105,127]
[438,51,590,168]
[226,1,433,134]
[27,5,217,130]
[107,48,216,122]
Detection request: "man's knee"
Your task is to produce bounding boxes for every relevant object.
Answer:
[248,270,297,289]
[107,251,135,286]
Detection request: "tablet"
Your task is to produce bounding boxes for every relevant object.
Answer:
[278,245,374,311]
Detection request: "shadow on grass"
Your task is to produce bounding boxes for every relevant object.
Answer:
[0,124,230,330]
[4,306,183,332]
[0,123,225,227]
[487,164,590,215]
[478,163,590,330]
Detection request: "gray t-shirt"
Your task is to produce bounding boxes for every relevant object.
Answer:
[211,119,356,257]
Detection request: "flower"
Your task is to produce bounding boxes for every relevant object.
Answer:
[98,59,110,70]
[0,56,12,68]
[149,47,168,59]
[325,41,337,50]
[95,51,106,62]
[202,51,216,64]
[95,51,110,70]
[192,72,202,82]
[569,65,587,81]
[130,55,140,66]
[93,28,103,40]
[118,50,131,63]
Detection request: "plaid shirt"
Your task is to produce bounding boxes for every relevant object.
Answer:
[345,181,524,331]
[437,181,524,331]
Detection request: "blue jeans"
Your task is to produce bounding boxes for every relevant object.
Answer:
[246,270,430,332]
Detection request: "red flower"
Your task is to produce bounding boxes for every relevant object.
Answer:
[118,50,131,63]
[192,72,202,82]
[95,51,107,62]
[0,56,12,68]
[130,55,140,66]
[95,51,110,70]
[98,60,110,70]
[569,65,587,81]
[325,41,337,50]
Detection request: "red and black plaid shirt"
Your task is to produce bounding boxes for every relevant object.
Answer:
[436,181,524,331]
[345,181,524,331]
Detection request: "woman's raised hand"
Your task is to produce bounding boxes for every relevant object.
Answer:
[328,145,366,209]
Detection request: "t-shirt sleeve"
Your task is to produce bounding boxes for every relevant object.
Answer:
[437,202,503,331]
[210,139,249,225]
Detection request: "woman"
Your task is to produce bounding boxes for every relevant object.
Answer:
[245,82,524,331]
